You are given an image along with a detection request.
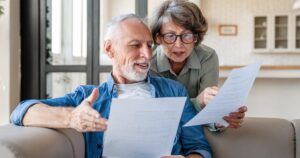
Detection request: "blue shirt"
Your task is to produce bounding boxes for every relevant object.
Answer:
[10,74,212,158]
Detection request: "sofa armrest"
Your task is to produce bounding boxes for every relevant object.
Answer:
[293,119,300,158]
[204,117,295,158]
[0,124,84,158]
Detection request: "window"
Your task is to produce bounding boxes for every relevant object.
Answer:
[21,0,148,99]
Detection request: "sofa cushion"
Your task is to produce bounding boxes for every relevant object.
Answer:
[204,117,295,158]
[0,124,84,158]
[293,119,300,158]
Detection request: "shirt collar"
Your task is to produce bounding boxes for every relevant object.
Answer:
[106,73,116,95]
[186,48,201,69]
[106,72,155,97]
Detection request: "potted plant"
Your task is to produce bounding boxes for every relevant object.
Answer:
[0,5,4,16]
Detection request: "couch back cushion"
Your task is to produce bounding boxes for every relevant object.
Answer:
[205,117,294,158]
[293,119,300,158]
[0,124,84,158]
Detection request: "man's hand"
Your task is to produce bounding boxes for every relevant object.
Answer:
[223,106,247,129]
[197,86,218,108]
[69,88,108,132]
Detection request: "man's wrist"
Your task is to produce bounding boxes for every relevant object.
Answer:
[62,107,74,128]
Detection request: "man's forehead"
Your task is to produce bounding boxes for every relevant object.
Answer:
[118,19,152,41]
[121,19,148,30]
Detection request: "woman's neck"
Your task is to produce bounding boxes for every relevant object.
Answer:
[169,59,187,75]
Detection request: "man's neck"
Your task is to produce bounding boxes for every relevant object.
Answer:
[112,71,138,84]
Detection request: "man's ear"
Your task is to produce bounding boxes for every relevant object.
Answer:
[104,40,114,58]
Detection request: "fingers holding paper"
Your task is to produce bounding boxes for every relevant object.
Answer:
[197,86,219,108]
[223,106,247,129]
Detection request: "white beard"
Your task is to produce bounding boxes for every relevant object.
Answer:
[116,58,150,82]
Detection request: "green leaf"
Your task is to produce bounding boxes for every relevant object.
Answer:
[0,6,4,15]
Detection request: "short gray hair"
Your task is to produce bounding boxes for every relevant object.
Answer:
[149,0,207,45]
[104,13,145,41]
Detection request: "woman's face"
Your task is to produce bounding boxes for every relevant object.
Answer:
[158,20,196,64]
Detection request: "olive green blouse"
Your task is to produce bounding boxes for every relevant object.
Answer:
[150,44,219,111]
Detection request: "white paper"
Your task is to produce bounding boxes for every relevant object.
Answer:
[102,97,186,158]
[184,61,262,127]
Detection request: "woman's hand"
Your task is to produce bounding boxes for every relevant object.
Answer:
[197,86,218,108]
[223,106,248,129]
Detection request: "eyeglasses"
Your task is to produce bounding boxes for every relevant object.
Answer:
[160,33,197,44]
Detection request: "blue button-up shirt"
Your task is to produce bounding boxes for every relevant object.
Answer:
[10,74,212,158]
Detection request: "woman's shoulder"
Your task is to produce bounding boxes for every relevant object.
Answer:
[193,44,218,62]
[194,44,217,55]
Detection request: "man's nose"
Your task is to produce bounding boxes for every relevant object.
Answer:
[140,45,152,59]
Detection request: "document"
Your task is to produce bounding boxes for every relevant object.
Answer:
[184,61,262,127]
[102,97,186,158]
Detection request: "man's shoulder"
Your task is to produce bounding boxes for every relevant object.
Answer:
[74,85,98,91]
[149,76,186,91]
[73,84,105,95]
[150,75,179,83]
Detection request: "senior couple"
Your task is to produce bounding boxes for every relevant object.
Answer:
[11,1,247,158]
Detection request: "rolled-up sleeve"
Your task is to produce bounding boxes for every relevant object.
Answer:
[10,85,87,126]
[10,99,42,126]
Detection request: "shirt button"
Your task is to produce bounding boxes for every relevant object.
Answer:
[97,144,102,149]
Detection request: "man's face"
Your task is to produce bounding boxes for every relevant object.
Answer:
[108,19,153,84]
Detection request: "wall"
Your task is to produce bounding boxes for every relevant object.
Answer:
[200,0,300,120]
[218,78,300,120]
[201,0,300,66]
[0,0,20,125]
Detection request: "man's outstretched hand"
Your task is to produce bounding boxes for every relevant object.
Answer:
[69,88,108,132]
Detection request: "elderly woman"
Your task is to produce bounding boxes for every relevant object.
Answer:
[149,0,246,130]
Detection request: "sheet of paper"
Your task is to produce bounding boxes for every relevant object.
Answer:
[102,97,186,158]
[184,61,262,127]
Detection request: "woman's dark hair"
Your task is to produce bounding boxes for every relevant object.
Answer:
[149,0,207,45]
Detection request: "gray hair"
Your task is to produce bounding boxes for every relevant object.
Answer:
[149,0,207,45]
[104,13,145,41]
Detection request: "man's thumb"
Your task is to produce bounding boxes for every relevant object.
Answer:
[86,88,99,105]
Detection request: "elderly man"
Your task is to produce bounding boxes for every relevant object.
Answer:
[10,14,212,158]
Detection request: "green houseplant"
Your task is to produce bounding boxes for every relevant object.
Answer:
[0,5,4,16]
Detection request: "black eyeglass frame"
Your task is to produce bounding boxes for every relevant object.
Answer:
[159,33,198,44]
